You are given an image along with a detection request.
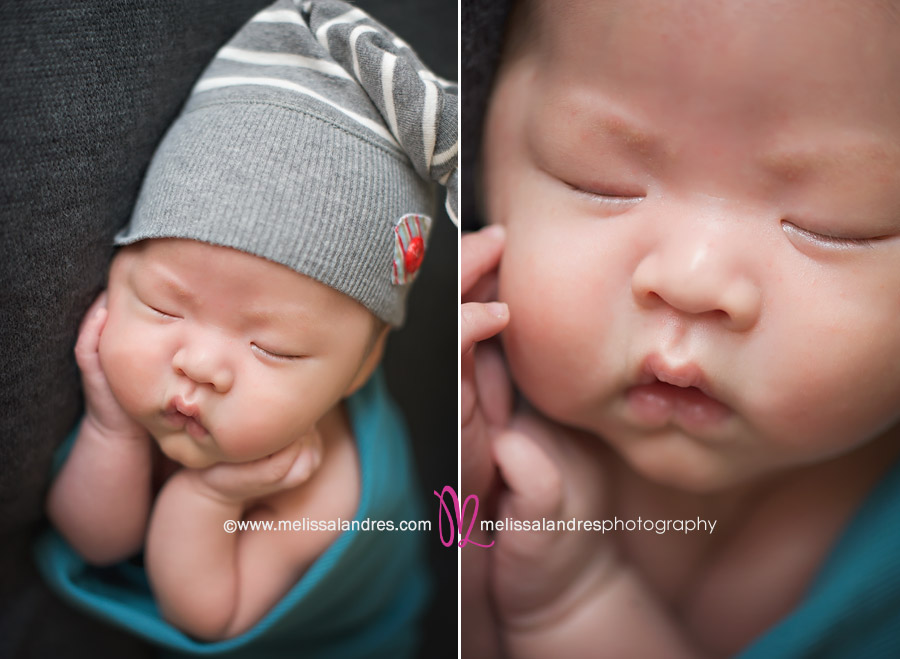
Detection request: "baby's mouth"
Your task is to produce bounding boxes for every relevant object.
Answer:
[625,356,732,431]
[163,397,210,440]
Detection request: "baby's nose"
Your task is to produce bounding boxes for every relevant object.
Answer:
[172,341,234,393]
[631,229,762,332]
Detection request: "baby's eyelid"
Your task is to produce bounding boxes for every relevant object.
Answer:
[250,343,304,361]
[781,220,876,249]
[146,302,181,319]
[564,181,645,204]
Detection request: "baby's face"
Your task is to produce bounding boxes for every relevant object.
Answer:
[100,239,380,469]
[483,0,900,491]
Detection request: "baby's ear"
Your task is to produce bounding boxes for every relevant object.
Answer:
[345,324,391,396]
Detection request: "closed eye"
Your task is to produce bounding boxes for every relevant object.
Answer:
[146,303,181,319]
[251,343,304,362]
[781,220,877,249]
[563,181,644,208]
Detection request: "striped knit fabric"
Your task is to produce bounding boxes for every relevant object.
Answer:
[116,0,458,325]
[304,1,458,224]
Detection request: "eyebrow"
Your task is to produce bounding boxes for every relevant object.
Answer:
[584,113,669,159]
[241,307,308,327]
[607,118,660,154]
[759,143,900,181]
[566,103,900,184]
[151,269,193,303]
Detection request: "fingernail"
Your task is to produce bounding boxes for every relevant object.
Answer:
[485,302,508,319]
[482,224,505,239]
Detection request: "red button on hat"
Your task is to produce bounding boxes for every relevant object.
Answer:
[404,236,425,274]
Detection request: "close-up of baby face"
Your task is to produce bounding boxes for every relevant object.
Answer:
[98,239,381,469]
[483,0,900,491]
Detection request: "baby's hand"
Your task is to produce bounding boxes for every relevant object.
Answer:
[461,225,511,502]
[461,225,512,658]
[187,430,323,505]
[492,413,617,634]
[75,292,146,441]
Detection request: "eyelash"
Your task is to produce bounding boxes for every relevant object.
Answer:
[566,183,645,206]
[147,304,180,319]
[142,301,301,361]
[559,174,884,250]
[781,221,875,249]
[559,179,882,254]
[251,343,303,362]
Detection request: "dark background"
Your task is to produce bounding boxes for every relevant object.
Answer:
[461,0,512,231]
[0,1,457,657]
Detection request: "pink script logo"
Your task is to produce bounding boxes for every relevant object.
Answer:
[434,486,494,549]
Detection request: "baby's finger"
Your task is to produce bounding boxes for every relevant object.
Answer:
[464,268,499,305]
[493,429,563,524]
[475,340,512,429]
[74,306,108,369]
[461,225,505,295]
[77,291,108,334]
[254,438,306,483]
[75,292,109,351]
[461,301,509,357]
[282,429,323,488]
[209,438,304,490]
[492,429,571,605]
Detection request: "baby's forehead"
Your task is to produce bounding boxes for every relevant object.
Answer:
[513,0,900,78]
[505,0,900,152]
[516,0,900,34]
[115,238,374,323]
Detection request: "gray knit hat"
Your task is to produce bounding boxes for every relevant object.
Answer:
[115,0,458,326]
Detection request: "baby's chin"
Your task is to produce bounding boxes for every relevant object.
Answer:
[614,433,767,495]
[153,433,219,469]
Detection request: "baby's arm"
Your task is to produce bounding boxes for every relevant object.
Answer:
[492,416,707,659]
[146,431,332,640]
[47,295,153,564]
[503,568,708,658]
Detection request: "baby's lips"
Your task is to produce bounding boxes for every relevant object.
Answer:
[184,416,209,440]
[640,354,719,400]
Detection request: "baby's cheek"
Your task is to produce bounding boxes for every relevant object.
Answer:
[214,386,309,462]
[500,246,601,413]
[747,319,900,456]
[98,319,159,416]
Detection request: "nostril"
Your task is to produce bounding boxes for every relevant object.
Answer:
[634,289,665,309]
